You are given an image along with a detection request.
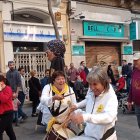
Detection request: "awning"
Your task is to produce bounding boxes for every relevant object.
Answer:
[78,36,129,42]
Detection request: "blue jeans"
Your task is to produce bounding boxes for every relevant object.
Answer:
[135,105,140,129]
[18,91,26,118]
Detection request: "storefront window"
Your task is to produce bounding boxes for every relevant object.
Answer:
[13,42,44,52]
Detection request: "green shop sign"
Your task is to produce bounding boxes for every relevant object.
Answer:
[123,46,133,55]
[129,22,136,40]
[83,21,124,38]
[72,45,85,56]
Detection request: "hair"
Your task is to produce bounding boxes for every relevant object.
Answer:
[86,67,110,93]
[8,61,14,66]
[128,63,132,66]
[80,61,84,65]
[108,65,111,69]
[18,67,24,71]
[30,70,36,77]
[122,60,127,62]
[0,75,6,84]
[45,69,50,73]
[51,71,65,84]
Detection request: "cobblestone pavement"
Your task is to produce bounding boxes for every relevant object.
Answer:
[3,106,140,140]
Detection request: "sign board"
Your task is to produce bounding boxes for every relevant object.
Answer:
[55,12,61,21]
[129,22,136,40]
[83,21,124,38]
[123,46,133,55]
[3,21,62,42]
[72,45,85,56]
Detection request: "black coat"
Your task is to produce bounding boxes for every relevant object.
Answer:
[107,68,116,85]
[28,77,41,101]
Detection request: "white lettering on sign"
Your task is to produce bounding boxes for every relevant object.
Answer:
[3,21,62,42]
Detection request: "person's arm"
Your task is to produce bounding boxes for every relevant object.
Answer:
[0,87,12,103]
[40,84,64,107]
[83,96,118,125]
[40,85,53,107]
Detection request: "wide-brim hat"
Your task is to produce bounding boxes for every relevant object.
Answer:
[133,53,140,60]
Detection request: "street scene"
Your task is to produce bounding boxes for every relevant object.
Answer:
[0,0,140,140]
[3,105,140,140]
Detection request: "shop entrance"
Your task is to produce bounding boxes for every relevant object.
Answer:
[13,42,50,91]
[85,42,121,77]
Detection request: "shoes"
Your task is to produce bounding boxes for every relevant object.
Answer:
[15,122,20,127]
[32,113,38,117]
[22,115,28,120]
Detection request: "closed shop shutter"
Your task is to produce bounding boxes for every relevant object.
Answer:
[85,42,121,70]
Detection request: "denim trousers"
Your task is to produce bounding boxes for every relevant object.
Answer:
[18,91,26,118]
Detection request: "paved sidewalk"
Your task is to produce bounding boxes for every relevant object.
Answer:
[3,105,140,140]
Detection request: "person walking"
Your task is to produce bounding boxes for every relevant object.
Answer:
[127,58,140,128]
[28,70,41,117]
[18,67,28,121]
[107,65,116,86]
[40,69,49,90]
[0,75,16,140]
[80,61,89,76]
[126,63,133,92]
[6,61,21,97]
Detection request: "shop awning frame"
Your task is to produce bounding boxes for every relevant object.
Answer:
[78,36,129,42]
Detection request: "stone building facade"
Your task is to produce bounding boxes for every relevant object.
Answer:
[68,0,140,71]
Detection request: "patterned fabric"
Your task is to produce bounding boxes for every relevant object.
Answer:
[46,39,66,58]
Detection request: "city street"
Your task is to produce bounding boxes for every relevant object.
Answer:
[3,105,140,140]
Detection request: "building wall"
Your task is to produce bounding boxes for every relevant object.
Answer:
[60,1,72,66]
[0,2,5,72]
[70,1,137,67]
[1,0,66,71]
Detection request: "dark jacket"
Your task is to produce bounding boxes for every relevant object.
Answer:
[40,76,49,89]
[122,64,129,76]
[28,77,41,101]
[107,68,116,85]
[6,69,21,92]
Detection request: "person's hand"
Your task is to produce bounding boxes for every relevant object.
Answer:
[12,92,17,98]
[70,105,77,112]
[52,94,64,101]
[127,102,132,111]
[0,83,2,91]
[70,112,84,125]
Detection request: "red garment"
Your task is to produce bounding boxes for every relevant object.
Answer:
[117,77,125,92]
[0,86,13,115]
[80,70,87,85]
[128,69,140,105]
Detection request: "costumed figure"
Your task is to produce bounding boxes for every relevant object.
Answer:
[45,39,66,78]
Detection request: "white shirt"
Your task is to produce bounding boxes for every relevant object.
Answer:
[19,75,26,94]
[76,85,118,140]
[40,84,77,123]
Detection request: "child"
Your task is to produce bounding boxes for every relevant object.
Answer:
[12,93,21,126]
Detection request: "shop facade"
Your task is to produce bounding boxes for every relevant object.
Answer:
[0,0,72,90]
[70,1,140,70]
